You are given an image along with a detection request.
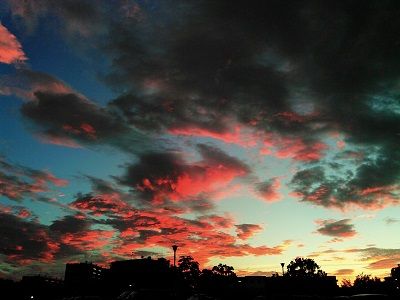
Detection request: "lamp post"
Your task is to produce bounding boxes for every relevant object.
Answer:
[172,245,178,267]
[280,262,285,276]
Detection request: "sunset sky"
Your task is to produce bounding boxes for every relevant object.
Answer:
[1,1,400,282]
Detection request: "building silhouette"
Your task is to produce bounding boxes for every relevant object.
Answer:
[65,261,106,285]
[20,275,63,300]
[108,257,173,290]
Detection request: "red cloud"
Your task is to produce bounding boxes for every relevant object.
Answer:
[131,146,250,204]
[1,213,60,264]
[0,23,27,64]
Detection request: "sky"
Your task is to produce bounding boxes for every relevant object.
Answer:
[0,0,400,282]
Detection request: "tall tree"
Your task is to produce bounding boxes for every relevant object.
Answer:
[286,257,327,277]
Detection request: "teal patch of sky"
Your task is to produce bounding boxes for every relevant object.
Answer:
[354,207,400,248]
[24,199,67,225]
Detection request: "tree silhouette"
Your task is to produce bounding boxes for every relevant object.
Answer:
[177,255,200,283]
[199,264,237,297]
[340,278,353,288]
[211,263,236,277]
[353,273,382,292]
[286,257,327,277]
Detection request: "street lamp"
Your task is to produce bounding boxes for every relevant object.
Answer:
[280,262,285,276]
[172,245,178,267]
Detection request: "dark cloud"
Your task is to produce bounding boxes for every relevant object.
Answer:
[132,250,161,259]
[256,177,281,202]
[20,91,132,147]
[0,211,58,263]
[316,219,356,238]
[6,0,107,37]
[290,161,400,210]
[235,224,263,240]
[102,1,400,210]
[49,215,92,234]
[106,1,291,134]
[0,204,116,274]
[1,69,152,153]
[384,217,399,225]
[0,69,74,100]
[196,144,250,173]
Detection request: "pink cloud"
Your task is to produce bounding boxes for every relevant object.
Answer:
[60,230,114,251]
[367,257,400,269]
[334,269,354,276]
[274,137,328,161]
[0,23,27,64]
[37,133,82,148]
[168,125,258,147]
